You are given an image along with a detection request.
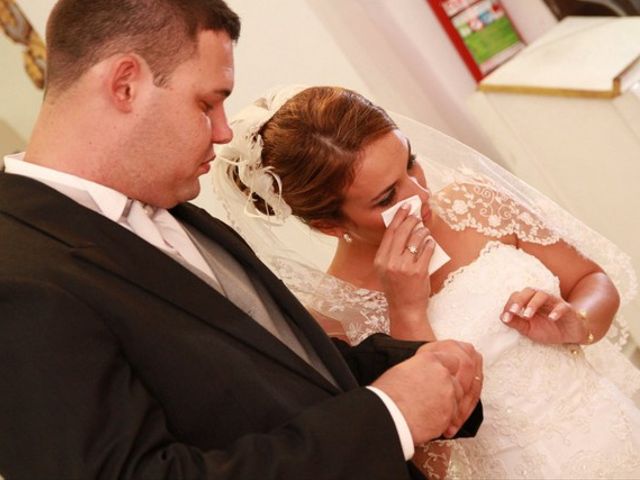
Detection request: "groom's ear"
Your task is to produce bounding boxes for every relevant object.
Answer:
[104,54,146,113]
[308,219,345,238]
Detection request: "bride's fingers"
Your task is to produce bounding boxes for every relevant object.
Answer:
[389,216,422,256]
[521,290,549,318]
[501,310,531,335]
[376,205,411,261]
[501,288,537,323]
[403,227,430,259]
[415,236,435,268]
[548,302,571,321]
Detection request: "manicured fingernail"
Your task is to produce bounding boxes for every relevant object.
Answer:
[415,228,427,236]
[548,312,559,321]
[523,307,534,318]
[509,304,520,314]
[501,312,513,323]
[400,203,410,210]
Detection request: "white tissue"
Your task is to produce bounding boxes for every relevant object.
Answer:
[380,195,451,275]
[380,195,422,226]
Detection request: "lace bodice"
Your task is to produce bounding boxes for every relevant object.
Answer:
[212,94,640,478]
[301,241,640,478]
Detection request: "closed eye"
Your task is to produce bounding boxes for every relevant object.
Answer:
[376,154,418,207]
[377,189,396,207]
[372,138,416,208]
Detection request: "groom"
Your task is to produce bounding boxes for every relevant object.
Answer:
[0,1,483,479]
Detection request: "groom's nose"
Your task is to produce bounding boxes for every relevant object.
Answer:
[210,107,233,145]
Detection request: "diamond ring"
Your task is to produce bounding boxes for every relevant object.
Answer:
[406,245,418,255]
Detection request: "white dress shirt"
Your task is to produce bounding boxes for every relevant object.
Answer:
[2,153,217,284]
[2,153,415,460]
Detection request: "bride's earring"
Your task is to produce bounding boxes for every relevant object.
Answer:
[342,233,353,244]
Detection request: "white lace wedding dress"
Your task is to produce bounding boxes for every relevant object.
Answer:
[428,240,640,478]
[213,96,640,477]
[283,239,640,479]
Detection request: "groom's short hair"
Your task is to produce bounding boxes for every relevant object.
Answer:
[45,0,240,95]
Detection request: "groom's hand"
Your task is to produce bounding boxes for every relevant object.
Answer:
[371,340,483,444]
[437,340,483,438]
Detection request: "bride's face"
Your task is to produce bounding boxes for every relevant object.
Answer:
[339,129,431,246]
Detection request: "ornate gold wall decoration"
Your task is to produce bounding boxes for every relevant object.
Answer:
[0,0,46,89]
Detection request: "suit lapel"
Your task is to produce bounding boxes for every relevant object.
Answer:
[172,203,359,391]
[0,174,343,392]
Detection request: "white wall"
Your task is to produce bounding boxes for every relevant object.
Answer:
[19,0,53,41]
[306,0,494,155]
[0,36,42,147]
[501,0,558,44]
[303,0,557,162]
[0,1,49,147]
[222,0,373,114]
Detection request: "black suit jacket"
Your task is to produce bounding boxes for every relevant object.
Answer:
[0,173,481,479]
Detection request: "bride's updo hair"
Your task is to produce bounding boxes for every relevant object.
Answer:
[257,86,397,223]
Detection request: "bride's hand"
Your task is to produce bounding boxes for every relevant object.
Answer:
[374,205,436,340]
[500,288,588,344]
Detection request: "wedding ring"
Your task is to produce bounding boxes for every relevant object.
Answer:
[474,376,482,382]
[406,245,418,255]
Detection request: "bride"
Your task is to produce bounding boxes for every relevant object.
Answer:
[213,85,640,478]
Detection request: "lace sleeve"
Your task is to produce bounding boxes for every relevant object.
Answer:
[429,169,636,350]
[271,256,391,345]
[432,177,558,245]
[415,440,474,480]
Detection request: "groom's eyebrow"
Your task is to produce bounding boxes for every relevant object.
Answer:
[370,139,414,204]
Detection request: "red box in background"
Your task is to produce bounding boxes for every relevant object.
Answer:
[427,0,525,81]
